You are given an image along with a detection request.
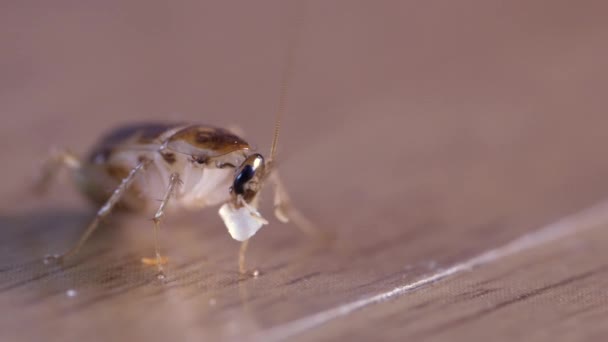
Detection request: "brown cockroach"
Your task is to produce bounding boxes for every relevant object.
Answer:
[36,16,319,278]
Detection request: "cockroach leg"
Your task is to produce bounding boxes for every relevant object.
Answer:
[44,159,151,264]
[238,239,250,276]
[33,148,81,194]
[141,173,182,278]
[271,172,332,243]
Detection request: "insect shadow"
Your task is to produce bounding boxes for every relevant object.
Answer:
[0,207,310,295]
[0,208,161,293]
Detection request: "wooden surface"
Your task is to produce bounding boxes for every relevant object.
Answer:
[298,216,608,342]
[1,1,608,341]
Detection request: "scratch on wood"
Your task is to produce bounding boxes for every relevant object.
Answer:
[255,200,608,342]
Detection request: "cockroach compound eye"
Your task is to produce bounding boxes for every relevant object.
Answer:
[232,154,265,201]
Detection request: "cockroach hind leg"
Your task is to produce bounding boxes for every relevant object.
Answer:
[42,160,150,266]
[33,148,81,195]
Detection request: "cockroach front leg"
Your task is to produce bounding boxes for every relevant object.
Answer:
[238,239,250,276]
[271,172,332,242]
[237,239,261,278]
[141,173,182,278]
[44,159,151,264]
[33,148,81,194]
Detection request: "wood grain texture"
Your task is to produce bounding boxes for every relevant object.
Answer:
[1,1,608,341]
[298,221,608,342]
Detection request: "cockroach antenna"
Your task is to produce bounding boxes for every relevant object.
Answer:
[268,2,306,167]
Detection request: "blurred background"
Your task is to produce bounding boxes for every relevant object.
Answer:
[1,1,608,341]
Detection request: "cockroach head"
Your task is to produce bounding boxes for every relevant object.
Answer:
[230,153,266,204]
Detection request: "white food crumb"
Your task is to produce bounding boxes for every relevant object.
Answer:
[219,203,268,241]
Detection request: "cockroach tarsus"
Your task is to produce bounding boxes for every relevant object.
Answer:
[36,120,323,278]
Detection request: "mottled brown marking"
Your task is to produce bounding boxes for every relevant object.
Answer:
[161,152,176,164]
[92,165,145,211]
[104,123,177,145]
[87,122,181,162]
[105,165,130,181]
[192,156,208,164]
[168,125,250,155]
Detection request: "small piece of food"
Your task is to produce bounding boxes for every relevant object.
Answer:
[219,203,268,241]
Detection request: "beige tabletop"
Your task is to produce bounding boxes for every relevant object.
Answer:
[1,1,608,341]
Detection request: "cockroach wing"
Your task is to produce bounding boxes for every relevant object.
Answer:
[164,125,251,160]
